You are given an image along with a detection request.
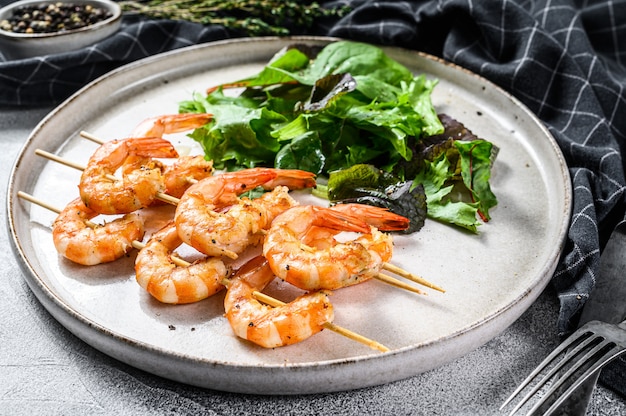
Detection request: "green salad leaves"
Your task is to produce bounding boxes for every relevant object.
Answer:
[179,41,498,233]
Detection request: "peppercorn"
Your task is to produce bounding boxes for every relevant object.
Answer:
[0,2,113,34]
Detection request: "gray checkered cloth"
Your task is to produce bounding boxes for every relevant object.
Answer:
[2,0,625,396]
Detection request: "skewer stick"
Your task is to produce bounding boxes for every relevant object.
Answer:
[17,191,389,353]
[37,138,444,294]
[383,263,445,293]
[80,130,104,144]
[376,273,426,295]
[35,149,93,174]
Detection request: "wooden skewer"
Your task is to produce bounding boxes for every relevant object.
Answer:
[80,130,105,144]
[35,149,95,174]
[376,273,426,295]
[383,263,445,293]
[49,132,446,294]
[17,191,390,353]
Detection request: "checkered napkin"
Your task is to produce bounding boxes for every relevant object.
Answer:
[2,0,625,394]
[322,0,626,396]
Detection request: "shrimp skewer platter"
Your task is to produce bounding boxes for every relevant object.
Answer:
[9,38,571,394]
[34,140,441,295]
[25,136,442,347]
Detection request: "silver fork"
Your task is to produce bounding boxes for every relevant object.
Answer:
[500,318,626,415]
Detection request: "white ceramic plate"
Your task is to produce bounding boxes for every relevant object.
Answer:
[7,36,571,394]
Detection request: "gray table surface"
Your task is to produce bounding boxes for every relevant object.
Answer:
[2,107,625,416]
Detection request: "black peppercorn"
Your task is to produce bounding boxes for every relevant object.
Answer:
[0,2,113,34]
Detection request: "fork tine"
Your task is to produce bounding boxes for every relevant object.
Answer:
[542,345,625,415]
[505,334,598,415]
[500,329,595,412]
[524,339,616,415]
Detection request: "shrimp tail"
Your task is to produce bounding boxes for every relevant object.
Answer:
[212,168,316,193]
[226,168,280,192]
[312,206,372,234]
[130,113,213,138]
[157,113,213,134]
[331,203,410,231]
[231,256,276,291]
[261,169,317,190]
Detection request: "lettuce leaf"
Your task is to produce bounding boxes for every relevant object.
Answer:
[455,140,498,221]
[179,40,497,232]
[413,154,481,232]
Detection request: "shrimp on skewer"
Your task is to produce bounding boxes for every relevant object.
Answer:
[79,137,179,215]
[52,197,145,266]
[263,205,401,291]
[174,168,316,259]
[224,256,334,348]
[81,114,214,200]
[135,221,230,304]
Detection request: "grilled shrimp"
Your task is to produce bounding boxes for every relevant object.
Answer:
[134,221,230,304]
[52,197,145,266]
[262,205,399,291]
[174,168,316,259]
[224,256,334,348]
[78,137,179,215]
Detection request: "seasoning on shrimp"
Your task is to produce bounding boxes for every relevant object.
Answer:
[263,205,402,291]
[134,221,230,304]
[78,137,179,215]
[174,168,316,259]
[52,197,145,266]
[224,256,334,348]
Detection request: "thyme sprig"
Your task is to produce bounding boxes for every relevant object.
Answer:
[118,0,350,36]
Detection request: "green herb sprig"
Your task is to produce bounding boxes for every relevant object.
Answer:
[118,0,350,36]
